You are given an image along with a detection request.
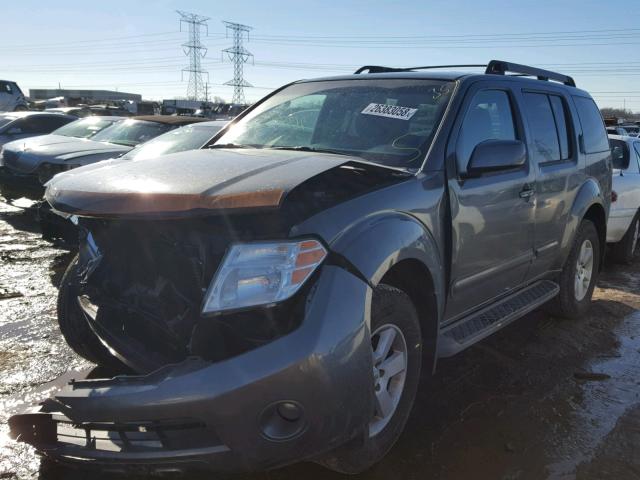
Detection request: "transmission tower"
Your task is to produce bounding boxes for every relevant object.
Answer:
[177,10,209,101]
[222,21,253,105]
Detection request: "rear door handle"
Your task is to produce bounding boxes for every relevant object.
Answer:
[519,184,535,199]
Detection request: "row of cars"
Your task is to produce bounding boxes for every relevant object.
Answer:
[4,61,640,475]
[0,113,227,202]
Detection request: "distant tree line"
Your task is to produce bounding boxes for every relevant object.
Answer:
[600,107,640,122]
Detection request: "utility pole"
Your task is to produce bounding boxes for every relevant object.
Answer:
[222,21,253,105]
[177,10,209,101]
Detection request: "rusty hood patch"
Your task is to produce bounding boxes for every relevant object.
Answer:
[45,148,352,218]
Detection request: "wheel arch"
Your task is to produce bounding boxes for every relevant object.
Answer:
[329,211,445,372]
[562,179,608,269]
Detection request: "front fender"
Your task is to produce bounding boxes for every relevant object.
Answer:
[329,211,445,322]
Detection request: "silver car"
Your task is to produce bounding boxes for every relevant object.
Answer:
[608,134,640,263]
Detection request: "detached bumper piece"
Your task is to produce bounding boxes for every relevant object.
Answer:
[9,409,228,475]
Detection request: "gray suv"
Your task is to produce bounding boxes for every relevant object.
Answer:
[10,61,611,474]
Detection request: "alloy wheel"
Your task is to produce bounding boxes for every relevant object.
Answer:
[369,324,408,437]
[574,239,594,301]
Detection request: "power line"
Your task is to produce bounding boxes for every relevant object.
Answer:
[177,10,210,101]
[222,21,253,104]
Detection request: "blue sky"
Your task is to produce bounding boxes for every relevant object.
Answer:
[1,0,640,109]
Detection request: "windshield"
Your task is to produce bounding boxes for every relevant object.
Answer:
[0,117,15,130]
[52,117,119,139]
[91,119,172,147]
[120,123,223,161]
[214,79,454,169]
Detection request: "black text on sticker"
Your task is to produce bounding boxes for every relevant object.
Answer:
[361,103,418,120]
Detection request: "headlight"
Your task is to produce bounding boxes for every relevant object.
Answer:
[202,239,327,313]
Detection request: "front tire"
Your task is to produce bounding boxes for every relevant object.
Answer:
[610,214,639,264]
[553,220,600,319]
[317,284,422,474]
[57,256,124,369]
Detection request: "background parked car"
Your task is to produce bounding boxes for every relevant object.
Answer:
[0,116,127,200]
[608,134,640,263]
[45,106,92,118]
[0,80,28,111]
[607,126,629,136]
[0,115,207,200]
[0,111,75,148]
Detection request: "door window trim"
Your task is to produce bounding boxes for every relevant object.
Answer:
[521,89,577,167]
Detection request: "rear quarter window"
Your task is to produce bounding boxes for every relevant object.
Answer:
[573,96,609,154]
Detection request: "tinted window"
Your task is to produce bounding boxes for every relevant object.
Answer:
[0,82,13,94]
[573,97,609,153]
[522,93,560,163]
[549,95,571,160]
[457,90,517,171]
[18,115,71,134]
[610,138,630,170]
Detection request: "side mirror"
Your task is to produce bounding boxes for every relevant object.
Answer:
[6,127,22,135]
[466,139,526,177]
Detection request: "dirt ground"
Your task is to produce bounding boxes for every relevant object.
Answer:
[1,198,639,480]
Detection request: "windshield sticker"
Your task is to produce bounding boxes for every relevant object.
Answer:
[361,103,418,121]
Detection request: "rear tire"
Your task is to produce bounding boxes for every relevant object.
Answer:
[552,220,600,319]
[57,256,125,369]
[610,214,639,265]
[316,284,422,474]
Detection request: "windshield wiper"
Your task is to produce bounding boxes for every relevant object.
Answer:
[269,146,350,156]
[208,143,251,149]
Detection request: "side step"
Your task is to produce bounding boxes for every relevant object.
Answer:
[438,280,559,358]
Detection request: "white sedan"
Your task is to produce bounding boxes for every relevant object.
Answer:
[608,134,640,263]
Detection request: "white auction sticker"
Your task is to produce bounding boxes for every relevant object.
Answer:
[361,103,418,120]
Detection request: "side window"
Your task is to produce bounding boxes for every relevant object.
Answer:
[549,95,571,160]
[22,116,70,134]
[0,82,12,94]
[522,93,561,163]
[457,89,517,172]
[573,96,609,154]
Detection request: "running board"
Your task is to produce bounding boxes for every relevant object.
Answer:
[438,280,559,358]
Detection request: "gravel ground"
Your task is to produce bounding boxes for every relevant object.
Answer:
[1,198,639,480]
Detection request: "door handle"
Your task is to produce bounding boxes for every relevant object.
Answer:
[519,184,535,199]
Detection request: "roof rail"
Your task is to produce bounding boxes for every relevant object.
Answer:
[485,60,576,87]
[354,60,576,87]
[354,64,486,74]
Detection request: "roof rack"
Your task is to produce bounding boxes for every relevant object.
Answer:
[354,64,486,74]
[354,60,576,87]
[485,60,576,87]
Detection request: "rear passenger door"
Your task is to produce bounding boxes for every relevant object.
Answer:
[519,90,578,279]
[445,82,536,321]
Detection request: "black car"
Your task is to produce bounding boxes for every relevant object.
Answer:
[10,61,611,475]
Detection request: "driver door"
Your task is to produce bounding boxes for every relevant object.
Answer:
[444,83,536,321]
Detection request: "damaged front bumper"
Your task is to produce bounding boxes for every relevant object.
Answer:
[9,265,374,474]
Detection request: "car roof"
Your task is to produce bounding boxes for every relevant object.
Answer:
[609,134,639,143]
[191,120,228,127]
[296,70,591,96]
[131,115,209,126]
[0,111,75,119]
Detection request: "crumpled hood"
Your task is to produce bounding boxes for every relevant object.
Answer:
[2,135,131,174]
[45,148,354,218]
